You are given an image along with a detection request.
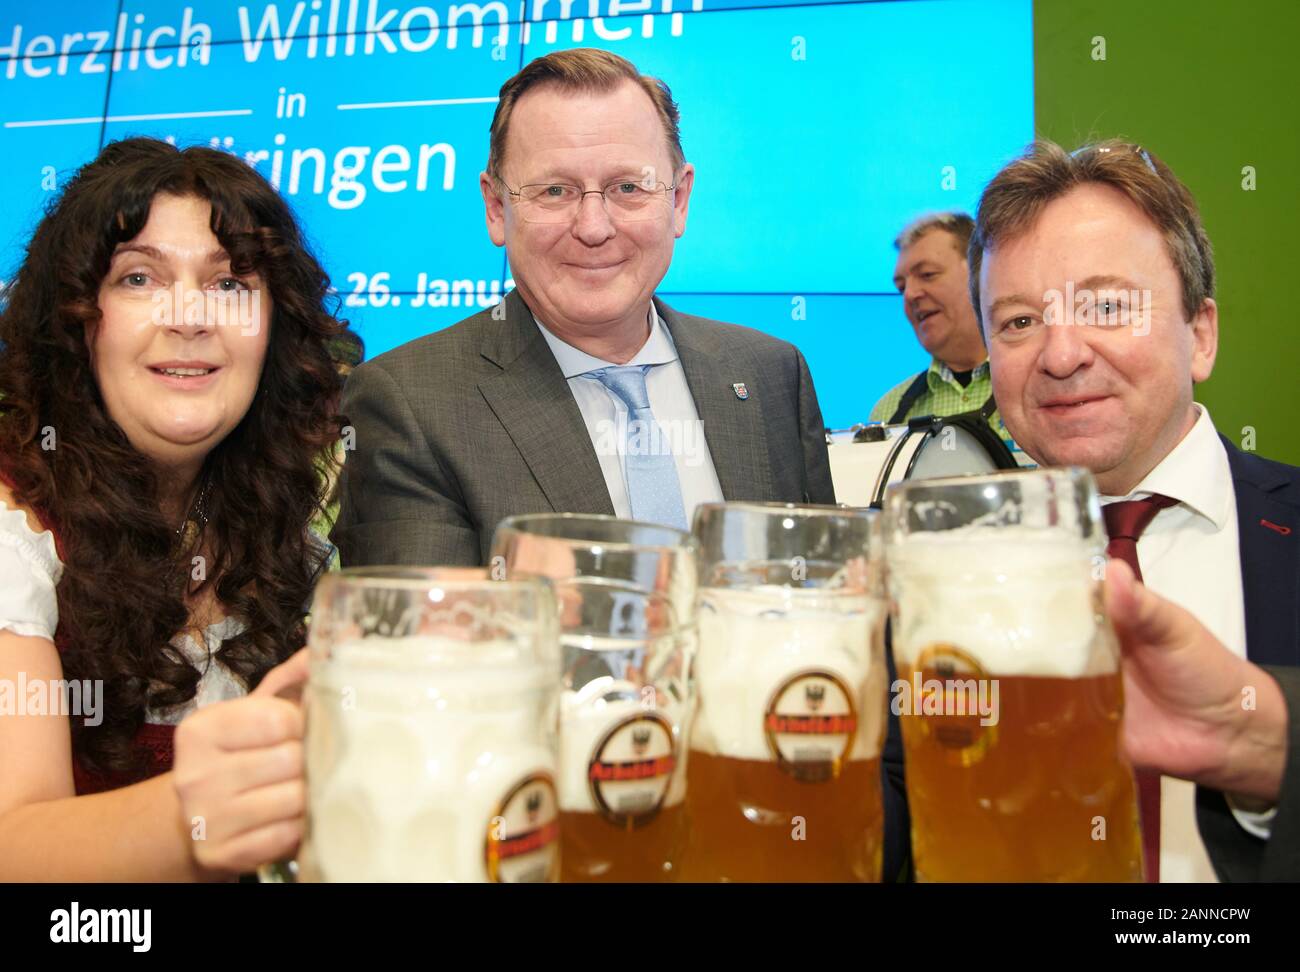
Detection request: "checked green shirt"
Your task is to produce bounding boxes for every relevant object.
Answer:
[869,358,1024,456]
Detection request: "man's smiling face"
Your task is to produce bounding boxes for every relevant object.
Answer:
[481,79,693,341]
[980,182,1218,494]
[893,228,980,368]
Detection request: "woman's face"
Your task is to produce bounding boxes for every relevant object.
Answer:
[90,193,272,473]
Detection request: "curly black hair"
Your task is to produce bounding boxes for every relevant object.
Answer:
[0,136,354,777]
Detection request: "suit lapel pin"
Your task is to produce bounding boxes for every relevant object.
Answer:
[732,382,749,400]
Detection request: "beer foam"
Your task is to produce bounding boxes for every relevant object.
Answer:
[319,634,551,678]
[689,586,886,762]
[300,638,557,883]
[887,530,1106,677]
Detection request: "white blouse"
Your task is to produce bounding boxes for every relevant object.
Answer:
[0,500,319,725]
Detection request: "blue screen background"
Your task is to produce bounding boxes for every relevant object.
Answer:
[0,0,1033,427]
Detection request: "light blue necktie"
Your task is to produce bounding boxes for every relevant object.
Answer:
[583,364,688,530]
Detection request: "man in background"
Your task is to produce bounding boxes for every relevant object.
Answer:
[871,212,1014,449]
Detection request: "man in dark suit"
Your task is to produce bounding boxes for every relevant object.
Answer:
[1188,443,1300,880]
[332,49,832,566]
[961,137,1300,880]
[1105,556,1300,882]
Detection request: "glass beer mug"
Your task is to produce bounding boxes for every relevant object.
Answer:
[489,514,698,882]
[882,466,1144,882]
[552,579,691,882]
[680,502,887,882]
[489,513,698,631]
[297,569,562,883]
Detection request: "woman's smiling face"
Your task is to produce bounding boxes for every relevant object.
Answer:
[89,193,272,471]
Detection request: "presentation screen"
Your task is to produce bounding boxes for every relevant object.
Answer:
[0,0,1033,426]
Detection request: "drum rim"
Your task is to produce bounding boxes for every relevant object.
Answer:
[870,412,1021,508]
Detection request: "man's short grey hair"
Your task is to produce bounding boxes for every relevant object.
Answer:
[894,211,975,253]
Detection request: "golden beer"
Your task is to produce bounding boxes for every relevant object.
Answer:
[559,803,688,882]
[678,581,886,883]
[680,753,883,882]
[686,503,886,883]
[900,664,1142,882]
[883,468,1144,883]
[554,596,692,884]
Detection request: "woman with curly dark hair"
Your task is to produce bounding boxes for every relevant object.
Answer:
[0,137,354,879]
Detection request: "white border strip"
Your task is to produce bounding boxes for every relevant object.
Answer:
[4,109,254,129]
[337,97,499,111]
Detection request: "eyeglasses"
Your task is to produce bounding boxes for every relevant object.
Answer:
[502,179,677,224]
[1073,142,1159,174]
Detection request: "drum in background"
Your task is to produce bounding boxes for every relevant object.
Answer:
[826,425,903,508]
[827,414,1021,508]
[881,468,1144,883]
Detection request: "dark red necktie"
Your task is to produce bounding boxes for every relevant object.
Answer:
[1103,494,1178,883]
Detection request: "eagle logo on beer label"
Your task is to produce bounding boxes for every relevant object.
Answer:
[485,772,560,883]
[912,643,998,765]
[764,669,857,783]
[587,712,678,828]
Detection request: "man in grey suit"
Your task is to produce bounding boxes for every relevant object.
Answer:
[332,48,833,567]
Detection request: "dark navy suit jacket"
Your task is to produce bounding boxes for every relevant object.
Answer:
[880,438,1300,882]
[1195,439,1300,882]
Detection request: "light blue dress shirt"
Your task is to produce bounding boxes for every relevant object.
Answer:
[535,303,725,527]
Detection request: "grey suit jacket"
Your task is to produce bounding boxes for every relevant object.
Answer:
[331,290,835,566]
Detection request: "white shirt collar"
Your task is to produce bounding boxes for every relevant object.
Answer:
[535,302,677,378]
[1102,403,1233,530]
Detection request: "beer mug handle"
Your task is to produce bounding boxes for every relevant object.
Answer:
[256,859,300,883]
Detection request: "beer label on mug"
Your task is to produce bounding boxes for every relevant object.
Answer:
[764,669,857,783]
[587,712,678,828]
[485,772,561,883]
[912,644,997,763]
